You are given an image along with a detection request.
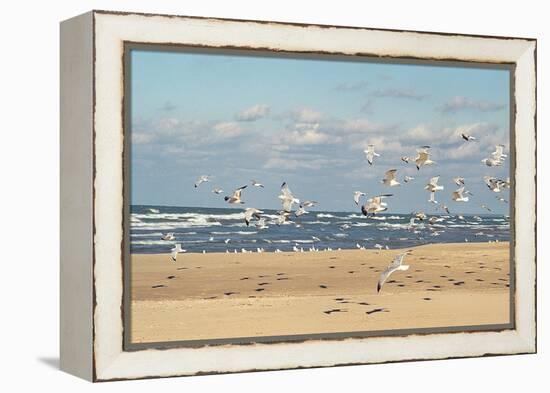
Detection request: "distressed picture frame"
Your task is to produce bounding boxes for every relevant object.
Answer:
[60,10,536,381]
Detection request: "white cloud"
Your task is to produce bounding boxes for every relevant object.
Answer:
[371,88,427,101]
[288,107,324,123]
[132,133,155,144]
[263,157,342,171]
[333,81,369,91]
[235,104,270,121]
[213,121,245,138]
[439,96,505,113]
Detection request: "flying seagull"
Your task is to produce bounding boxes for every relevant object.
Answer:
[295,206,308,217]
[403,175,415,183]
[301,200,318,208]
[461,133,476,141]
[364,144,380,165]
[211,187,224,195]
[453,177,465,186]
[401,156,410,163]
[170,243,186,262]
[148,208,160,214]
[414,146,435,170]
[353,191,366,205]
[496,196,508,203]
[452,187,470,202]
[194,175,211,188]
[482,144,507,167]
[481,204,493,212]
[279,182,300,213]
[484,176,507,193]
[361,194,393,216]
[224,185,247,204]
[244,208,263,226]
[377,252,410,293]
[381,169,400,187]
[161,233,175,241]
[256,218,269,230]
[250,180,265,188]
[425,176,444,204]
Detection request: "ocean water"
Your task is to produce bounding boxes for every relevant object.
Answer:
[130,205,510,254]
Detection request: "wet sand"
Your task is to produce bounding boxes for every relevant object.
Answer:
[129,242,510,344]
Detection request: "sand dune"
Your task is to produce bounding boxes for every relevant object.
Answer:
[129,242,510,344]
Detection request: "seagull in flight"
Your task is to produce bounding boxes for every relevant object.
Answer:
[377,252,411,293]
[453,177,465,186]
[244,208,263,226]
[401,156,410,163]
[224,185,247,204]
[452,187,470,202]
[361,194,393,216]
[481,204,493,212]
[194,175,211,188]
[279,182,300,213]
[250,180,265,188]
[461,133,476,141]
[425,176,444,204]
[256,218,269,230]
[353,191,366,205]
[364,144,380,165]
[295,206,308,217]
[496,196,508,203]
[300,200,318,208]
[212,187,224,194]
[414,146,435,170]
[161,233,175,241]
[403,175,415,183]
[484,176,506,193]
[147,208,160,214]
[170,243,186,262]
[381,169,400,187]
[482,144,507,167]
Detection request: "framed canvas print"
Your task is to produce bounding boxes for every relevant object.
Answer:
[60,10,537,382]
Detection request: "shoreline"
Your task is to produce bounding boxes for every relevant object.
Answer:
[130,242,510,343]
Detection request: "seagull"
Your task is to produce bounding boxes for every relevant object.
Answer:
[481,204,493,212]
[161,233,175,241]
[381,169,400,187]
[276,211,292,225]
[429,216,444,226]
[414,211,427,221]
[374,244,384,251]
[224,185,247,204]
[300,200,318,208]
[425,176,444,203]
[244,208,263,226]
[353,191,366,205]
[496,196,508,203]
[401,156,410,163]
[148,208,160,214]
[414,146,435,170]
[170,243,186,262]
[461,133,476,141]
[295,206,308,217]
[224,238,231,244]
[482,145,507,167]
[452,187,470,202]
[484,176,506,192]
[194,175,211,188]
[361,194,393,216]
[250,180,264,188]
[453,177,465,186]
[408,217,417,230]
[364,144,380,165]
[212,187,224,194]
[256,218,269,229]
[440,204,451,214]
[279,182,300,212]
[403,175,415,183]
[377,252,410,293]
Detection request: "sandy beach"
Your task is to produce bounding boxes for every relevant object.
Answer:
[129,242,510,344]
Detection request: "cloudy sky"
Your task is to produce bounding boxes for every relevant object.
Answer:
[130,49,511,214]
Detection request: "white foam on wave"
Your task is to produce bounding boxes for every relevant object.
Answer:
[317,213,335,218]
[209,231,258,235]
[132,212,245,221]
[130,232,164,238]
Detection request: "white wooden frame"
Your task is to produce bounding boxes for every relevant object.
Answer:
[60,10,536,382]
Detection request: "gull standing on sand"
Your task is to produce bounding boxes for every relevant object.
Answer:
[361,194,393,216]
[250,180,265,188]
[414,146,435,170]
[170,244,186,262]
[425,176,444,204]
[353,191,366,205]
[452,187,470,202]
[224,185,247,204]
[377,252,410,293]
[244,207,263,226]
[194,175,211,188]
[279,182,300,213]
[364,144,380,165]
[461,133,476,141]
[161,233,175,241]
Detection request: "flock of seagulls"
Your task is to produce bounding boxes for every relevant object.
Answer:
[164,133,508,292]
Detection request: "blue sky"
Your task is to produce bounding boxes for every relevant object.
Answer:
[130,49,511,214]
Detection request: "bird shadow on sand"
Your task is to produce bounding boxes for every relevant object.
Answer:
[37,357,59,370]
